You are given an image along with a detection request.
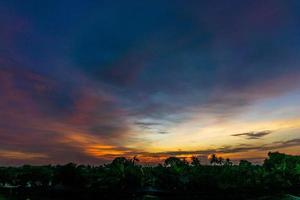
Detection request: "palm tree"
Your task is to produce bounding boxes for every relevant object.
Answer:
[224,158,233,166]
[210,154,219,165]
[217,157,224,165]
[191,156,201,166]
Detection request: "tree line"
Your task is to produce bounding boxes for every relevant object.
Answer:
[0,152,300,199]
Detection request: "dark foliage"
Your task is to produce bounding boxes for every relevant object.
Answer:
[0,152,299,199]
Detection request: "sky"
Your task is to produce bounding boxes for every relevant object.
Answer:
[1,0,300,165]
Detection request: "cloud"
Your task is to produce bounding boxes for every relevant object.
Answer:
[270,138,300,149]
[1,1,300,165]
[158,131,169,134]
[0,65,133,165]
[0,150,48,160]
[133,138,300,162]
[231,130,273,139]
[135,121,161,130]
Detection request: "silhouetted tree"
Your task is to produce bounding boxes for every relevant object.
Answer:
[191,156,201,166]
[210,154,219,165]
[0,152,300,199]
[224,158,233,166]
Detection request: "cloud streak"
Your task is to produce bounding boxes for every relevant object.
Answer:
[231,130,273,139]
[134,138,300,162]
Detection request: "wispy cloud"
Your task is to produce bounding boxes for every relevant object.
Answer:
[135,121,161,130]
[135,138,300,160]
[231,130,273,139]
[158,131,169,134]
[1,0,300,165]
[0,150,48,160]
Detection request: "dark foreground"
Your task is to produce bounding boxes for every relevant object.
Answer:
[1,192,300,200]
[0,152,300,200]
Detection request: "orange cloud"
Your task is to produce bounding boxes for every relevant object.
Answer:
[0,150,48,160]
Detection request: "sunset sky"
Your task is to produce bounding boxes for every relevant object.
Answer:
[1,0,300,165]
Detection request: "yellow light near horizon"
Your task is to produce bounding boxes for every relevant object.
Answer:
[142,117,300,153]
[85,148,126,156]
